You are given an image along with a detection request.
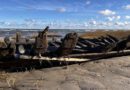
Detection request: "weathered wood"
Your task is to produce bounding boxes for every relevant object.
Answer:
[56,32,78,56]
[105,36,116,43]
[78,37,98,47]
[18,55,88,62]
[49,42,60,47]
[77,42,87,48]
[99,36,110,45]
[4,37,10,45]
[16,32,22,43]
[0,43,16,56]
[113,39,129,52]
[65,49,130,59]
[72,49,88,53]
[35,26,49,55]
[106,34,119,42]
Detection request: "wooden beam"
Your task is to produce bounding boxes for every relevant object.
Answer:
[65,49,130,59]
[18,55,88,62]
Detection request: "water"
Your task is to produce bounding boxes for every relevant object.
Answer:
[0,29,87,37]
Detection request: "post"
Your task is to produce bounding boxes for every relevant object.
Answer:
[56,32,78,56]
[35,26,49,56]
[16,32,21,43]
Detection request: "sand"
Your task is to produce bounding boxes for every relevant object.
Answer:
[0,56,130,90]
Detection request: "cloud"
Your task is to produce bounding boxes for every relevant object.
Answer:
[0,21,21,28]
[107,16,121,21]
[124,5,130,10]
[124,21,130,25]
[99,9,116,16]
[125,16,130,19]
[89,20,97,25]
[116,16,121,20]
[113,21,130,27]
[86,1,91,5]
[107,17,114,21]
[24,19,37,26]
[1,18,130,29]
[114,22,124,26]
[56,7,66,12]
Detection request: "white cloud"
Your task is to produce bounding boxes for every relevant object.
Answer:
[1,18,130,29]
[89,20,97,25]
[125,16,130,19]
[107,17,114,21]
[124,21,129,25]
[116,16,121,20]
[56,7,66,12]
[124,5,130,10]
[99,9,116,16]
[107,16,121,21]
[114,22,124,26]
[114,21,130,26]
[86,1,91,5]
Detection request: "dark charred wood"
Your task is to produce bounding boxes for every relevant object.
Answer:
[114,39,129,52]
[78,37,98,47]
[54,41,61,45]
[105,36,117,43]
[99,36,111,45]
[106,34,119,42]
[65,50,130,59]
[72,49,88,53]
[101,43,116,53]
[77,42,88,48]
[49,42,59,47]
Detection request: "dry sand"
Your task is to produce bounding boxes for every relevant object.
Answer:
[0,56,130,90]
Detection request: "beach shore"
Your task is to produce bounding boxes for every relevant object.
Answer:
[0,56,130,90]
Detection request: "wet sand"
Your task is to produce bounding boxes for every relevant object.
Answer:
[0,56,130,90]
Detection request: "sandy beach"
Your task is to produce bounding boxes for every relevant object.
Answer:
[0,56,130,90]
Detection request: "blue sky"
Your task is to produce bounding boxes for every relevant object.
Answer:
[0,0,130,29]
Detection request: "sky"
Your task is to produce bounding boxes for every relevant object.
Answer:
[0,0,130,29]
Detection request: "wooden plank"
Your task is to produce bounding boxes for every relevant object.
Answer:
[15,49,130,62]
[65,50,130,59]
[18,55,88,62]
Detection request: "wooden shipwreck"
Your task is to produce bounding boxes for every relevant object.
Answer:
[0,26,130,69]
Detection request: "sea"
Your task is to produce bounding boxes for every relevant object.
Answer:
[0,29,90,37]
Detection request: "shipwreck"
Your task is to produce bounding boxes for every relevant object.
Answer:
[0,26,130,69]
